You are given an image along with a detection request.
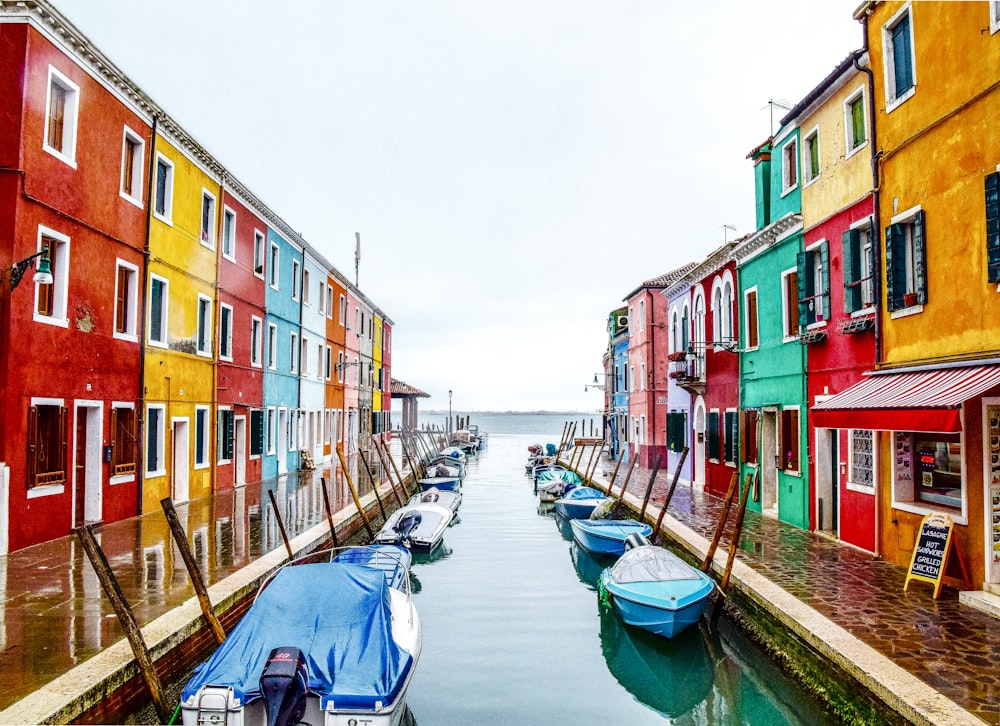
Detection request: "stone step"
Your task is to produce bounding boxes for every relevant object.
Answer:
[959,588,1000,619]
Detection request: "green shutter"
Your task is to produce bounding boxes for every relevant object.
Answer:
[885,224,905,311]
[986,172,1000,283]
[843,229,861,313]
[707,412,719,460]
[914,210,927,304]
[251,410,264,457]
[796,251,810,330]
[851,97,866,148]
[820,240,830,321]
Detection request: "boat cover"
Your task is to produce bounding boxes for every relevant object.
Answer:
[182,563,412,711]
[536,469,582,485]
[333,546,412,590]
[609,547,702,584]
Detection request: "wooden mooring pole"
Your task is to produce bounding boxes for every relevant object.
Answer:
[602,453,624,496]
[75,525,172,724]
[380,438,415,497]
[160,497,226,645]
[638,454,663,521]
[337,445,375,540]
[611,454,639,518]
[652,446,689,543]
[701,471,741,572]
[320,477,340,548]
[358,448,389,523]
[373,439,405,506]
[267,489,294,560]
[710,469,756,623]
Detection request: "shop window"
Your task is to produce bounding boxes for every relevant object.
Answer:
[27,404,67,488]
[894,431,963,510]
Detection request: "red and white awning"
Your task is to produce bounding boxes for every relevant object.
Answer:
[812,365,1000,432]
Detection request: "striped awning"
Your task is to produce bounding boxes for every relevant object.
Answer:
[812,365,1000,432]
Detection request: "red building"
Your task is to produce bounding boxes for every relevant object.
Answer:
[214,186,268,491]
[0,18,148,551]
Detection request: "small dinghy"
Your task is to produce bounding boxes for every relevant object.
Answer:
[417,475,461,492]
[570,519,654,556]
[553,486,608,519]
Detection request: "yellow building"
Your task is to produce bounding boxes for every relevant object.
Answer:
[143,130,223,510]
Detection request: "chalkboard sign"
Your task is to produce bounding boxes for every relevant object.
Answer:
[904,512,954,599]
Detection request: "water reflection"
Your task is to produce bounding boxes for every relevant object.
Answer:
[569,540,616,591]
[411,541,453,565]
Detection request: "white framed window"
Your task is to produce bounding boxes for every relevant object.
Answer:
[886,205,926,312]
[269,242,280,289]
[744,287,759,350]
[317,342,324,379]
[844,219,876,313]
[266,406,276,455]
[109,402,137,480]
[114,259,139,341]
[639,299,646,331]
[253,230,265,278]
[196,295,212,356]
[781,270,799,340]
[251,316,263,368]
[318,281,325,313]
[145,403,166,477]
[148,274,169,347]
[217,407,234,464]
[292,259,301,301]
[34,226,70,328]
[267,322,278,369]
[194,406,211,469]
[781,137,798,195]
[120,126,144,205]
[153,153,174,223]
[290,331,298,374]
[844,87,868,157]
[326,286,334,319]
[43,66,79,166]
[303,268,311,305]
[200,189,217,248]
[802,126,820,186]
[221,207,236,261]
[337,351,345,383]
[339,294,346,325]
[992,0,1000,34]
[325,345,332,380]
[883,3,916,112]
[300,335,309,377]
[219,303,234,361]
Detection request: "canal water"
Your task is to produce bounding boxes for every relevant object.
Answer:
[405,416,836,724]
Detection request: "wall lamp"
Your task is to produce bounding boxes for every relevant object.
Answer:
[584,373,607,392]
[335,360,363,372]
[10,246,52,290]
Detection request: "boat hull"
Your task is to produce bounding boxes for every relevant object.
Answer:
[417,476,461,492]
[570,520,653,556]
[553,487,607,520]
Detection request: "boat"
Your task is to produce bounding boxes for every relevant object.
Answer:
[570,519,654,556]
[408,487,462,514]
[373,501,454,550]
[332,544,412,589]
[180,547,420,726]
[425,458,464,479]
[417,475,461,492]
[438,446,467,462]
[535,468,581,502]
[599,535,716,639]
[553,486,608,519]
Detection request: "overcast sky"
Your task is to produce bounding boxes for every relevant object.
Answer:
[55,0,861,413]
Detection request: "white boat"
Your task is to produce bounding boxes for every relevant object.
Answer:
[408,487,462,515]
[373,501,454,550]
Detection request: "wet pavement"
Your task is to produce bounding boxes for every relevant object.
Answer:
[0,453,998,724]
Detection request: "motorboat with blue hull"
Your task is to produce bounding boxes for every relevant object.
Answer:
[599,534,716,639]
[535,469,581,502]
[417,475,461,492]
[553,486,608,519]
[408,487,462,515]
[425,459,464,479]
[374,501,453,550]
[570,519,654,556]
[180,548,420,726]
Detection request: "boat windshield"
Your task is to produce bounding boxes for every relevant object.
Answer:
[610,547,702,583]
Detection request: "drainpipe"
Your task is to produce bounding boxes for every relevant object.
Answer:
[136,115,158,515]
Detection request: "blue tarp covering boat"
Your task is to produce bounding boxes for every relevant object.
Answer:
[182,562,413,713]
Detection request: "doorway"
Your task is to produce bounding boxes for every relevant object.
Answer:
[693,398,706,488]
[74,404,102,527]
[277,409,288,475]
[172,418,189,503]
[814,428,839,536]
[234,416,246,485]
[761,409,778,514]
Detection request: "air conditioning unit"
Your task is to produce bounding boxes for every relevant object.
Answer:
[617,315,629,328]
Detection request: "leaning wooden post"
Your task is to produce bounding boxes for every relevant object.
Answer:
[160,498,226,645]
[381,438,414,497]
[400,433,425,487]
[320,478,340,548]
[611,454,639,518]
[267,489,294,560]
[602,452,624,496]
[75,525,172,724]
[701,471,741,572]
[638,454,663,522]
[374,439,405,506]
[711,469,756,623]
[583,443,598,485]
[358,449,389,523]
[337,445,375,539]
[652,447,689,544]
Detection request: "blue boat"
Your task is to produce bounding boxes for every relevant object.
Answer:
[600,539,716,639]
[553,486,608,519]
[570,519,653,556]
[332,545,412,590]
[180,555,421,726]
[417,475,461,492]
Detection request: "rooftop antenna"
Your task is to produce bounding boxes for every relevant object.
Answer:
[762,98,792,136]
[354,232,360,287]
[721,224,736,243]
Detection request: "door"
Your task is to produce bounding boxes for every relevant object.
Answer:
[74,413,87,527]
[172,419,189,503]
[814,427,838,535]
[693,398,706,488]
[277,409,287,475]
[74,405,102,526]
[761,410,778,513]
[234,416,246,485]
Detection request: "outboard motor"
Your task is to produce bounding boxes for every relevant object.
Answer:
[395,510,422,543]
[259,647,308,726]
[624,532,651,551]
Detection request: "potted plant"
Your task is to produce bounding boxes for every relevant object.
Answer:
[903,292,918,307]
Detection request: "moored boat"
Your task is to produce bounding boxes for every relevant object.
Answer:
[408,487,462,515]
[374,501,454,550]
[535,469,581,503]
[570,519,654,556]
[417,475,461,492]
[553,486,608,519]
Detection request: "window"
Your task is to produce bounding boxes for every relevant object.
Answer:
[145,404,165,476]
[269,243,280,289]
[844,88,867,154]
[266,407,276,455]
[337,351,345,383]
[883,4,916,109]
[803,128,820,185]
[219,304,233,360]
[894,431,963,511]
[985,172,1000,284]
[253,230,265,277]
[797,241,830,327]
[200,190,216,248]
[339,295,346,325]
[707,411,720,461]
[781,270,799,339]
[327,286,334,319]
[114,260,139,340]
[27,403,67,488]
[218,409,234,463]
[744,288,759,349]
[992,0,1000,34]
[154,154,174,222]
[195,406,210,468]
[666,411,687,452]
[318,343,325,379]
[780,408,800,472]
[35,228,69,325]
[251,316,263,367]
[120,127,144,203]
[300,336,309,377]
[740,409,760,465]
[318,281,325,312]
[291,259,301,300]
[325,345,332,380]
[110,405,137,477]
[148,275,168,346]
[303,268,311,305]
[723,411,738,465]
[44,66,79,165]
[640,363,646,391]
[196,295,212,356]
[885,207,926,311]
[849,429,874,489]
[250,409,264,458]
[267,323,277,369]
[843,223,876,312]
[639,300,646,331]
[781,138,798,194]
[290,332,298,373]
[222,207,236,261]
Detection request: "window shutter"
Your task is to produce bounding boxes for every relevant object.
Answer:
[842,229,861,313]
[225,411,235,460]
[885,224,905,311]
[707,412,719,460]
[110,407,119,466]
[27,405,39,487]
[985,172,1000,283]
[739,410,747,462]
[58,406,68,478]
[819,240,831,321]
[851,97,866,147]
[115,267,128,334]
[796,251,809,331]
[251,410,264,457]
[914,210,927,304]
